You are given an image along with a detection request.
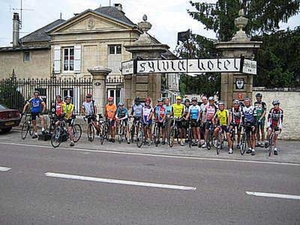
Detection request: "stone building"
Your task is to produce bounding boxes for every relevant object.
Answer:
[0,4,180,106]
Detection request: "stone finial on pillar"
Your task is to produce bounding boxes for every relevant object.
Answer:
[87,66,111,116]
[232,9,250,42]
[136,14,153,44]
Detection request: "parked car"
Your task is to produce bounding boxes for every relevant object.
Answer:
[0,104,21,133]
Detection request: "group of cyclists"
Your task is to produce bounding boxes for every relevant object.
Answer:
[22,90,284,155]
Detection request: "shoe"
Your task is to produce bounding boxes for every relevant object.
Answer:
[156,140,161,145]
[185,139,189,143]
[251,149,255,156]
[255,143,260,147]
[88,137,93,142]
[259,143,265,147]
[180,141,184,146]
[274,148,278,155]
[264,142,269,148]
[96,130,100,136]
[162,141,166,145]
[112,139,115,143]
[70,141,75,146]
[236,144,240,149]
[192,142,197,146]
[228,148,233,154]
[42,130,46,135]
[127,140,130,144]
[246,148,252,154]
[32,134,38,139]
[202,143,207,148]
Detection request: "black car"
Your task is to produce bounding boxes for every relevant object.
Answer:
[0,104,21,133]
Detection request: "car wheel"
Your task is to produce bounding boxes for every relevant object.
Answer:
[1,128,12,133]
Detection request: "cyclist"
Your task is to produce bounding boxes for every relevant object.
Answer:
[230,99,243,149]
[202,96,218,148]
[182,99,191,144]
[81,93,100,141]
[187,97,202,147]
[22,90,46,138]
[116,102,130,144]
[163,97,172,141]
[142,97,154,145]
[105,97,117,143]
[63,96,75,146]
[54,94,65,118]
[266,100,283,155]
[213,101,233,154]
[131,96,143,122]
[200,96,209,142]
[254,93,267,147]
[171,96,185,146]
[154,98,167,145]
[242,97,256,155]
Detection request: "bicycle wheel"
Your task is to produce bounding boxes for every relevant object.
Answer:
[240,133,247,155]
[51,127,63,148]
[73,124,82,143]
[21,122,29,140]
[168,127,175,147]
[130,124,135,143]
[87,124,95,142]
[118,125,123,144]
[153,125,159,147]
[188,128,192,148]
[136,125,144,148]
[268,134,273,157]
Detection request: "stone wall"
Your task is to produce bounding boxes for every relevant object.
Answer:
[252,88,300,140]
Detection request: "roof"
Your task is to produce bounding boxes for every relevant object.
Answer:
[20,19,65,43]
[0,46,50,52]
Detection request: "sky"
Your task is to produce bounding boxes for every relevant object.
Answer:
[0,0,299,51]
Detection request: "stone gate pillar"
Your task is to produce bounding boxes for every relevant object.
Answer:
[124,15,169,108]
[215,9,262,107]
[88,66,111,116]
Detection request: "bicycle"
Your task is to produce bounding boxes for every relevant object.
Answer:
[99,119,109,145]
[117,119,127,144]
[136,121,145,148]
[153,121,160,147]
[240,124,254,155]
[186,120,193,148]
[267,127,280,156]
[206,122,216,150]
[50,117,82,148]
[21,113,33,140]
[84,115,99,142]
[215,126,224,155]
[168,117,181,147]
[129,116,142,143]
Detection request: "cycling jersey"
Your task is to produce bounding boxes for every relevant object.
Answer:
[142,105,153,124]
[204,105,217,121]
[105,103,117,120]
[189,105,201,120]
[131,104,143,117]
[231,107,242,124]
[29,97,44,113]
[55,101,65,117]
[267,107,283,129]
[215,109,229,126]
[154,105,166,122]
[254,101,267,120]
[63,103,74,119]
[242,106,256,124]
[172,103,185,118]
[116,107,128,119]
[163,104,172,116]
[82,101,95,116]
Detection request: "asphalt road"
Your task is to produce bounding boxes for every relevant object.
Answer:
[0,130,300,225]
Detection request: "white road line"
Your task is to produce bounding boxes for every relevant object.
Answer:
[0,166,11,172]
[45,172,196,191]
[246,191,300,200]
[2,142,300,167]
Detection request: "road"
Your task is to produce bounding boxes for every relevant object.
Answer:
[0,130,300,225]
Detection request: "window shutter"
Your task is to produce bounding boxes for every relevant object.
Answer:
[74,45,81,73]
[53,46,61,74]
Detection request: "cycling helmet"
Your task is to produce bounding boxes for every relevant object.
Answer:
[272,99,280,105]
[218,101,225,105]
[233,99,240,105]
[256,93,262,98]
[208,96,214,101]
[176,96,182,100]
[65,95,72,100]
[108,96,114,102]
[118,102,124,106]
[33,90,40,95]
[135,96,140,101]
[86,93,92,98]
[157,98,163,102]
[145,97,151,103]
[244,97,251,101]
[191,97,197,101]
[184,98,190,103]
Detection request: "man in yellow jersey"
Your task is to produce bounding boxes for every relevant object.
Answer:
[171,96,185,146]
[62,96,75,146]
[213,101,233,154]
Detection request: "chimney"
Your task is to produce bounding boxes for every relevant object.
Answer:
[114,3,123,11]
[12,13,20,47]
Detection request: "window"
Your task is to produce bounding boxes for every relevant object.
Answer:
[23,51,30,62]
[109,45,121,54]
[63,47,74,71]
